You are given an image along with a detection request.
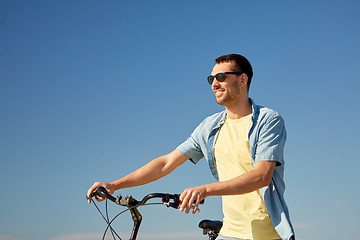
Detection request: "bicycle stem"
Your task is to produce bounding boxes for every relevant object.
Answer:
[115,194,143,240]
[129,207,142,240]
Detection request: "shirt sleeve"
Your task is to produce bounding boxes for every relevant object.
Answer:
[176,122,206,164]
[255,115,286,165]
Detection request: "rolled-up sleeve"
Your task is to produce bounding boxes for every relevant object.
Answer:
[176,125,205,164]
[255,115,286,165]
[176,111,225,166]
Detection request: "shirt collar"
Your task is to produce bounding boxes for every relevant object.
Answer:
[214,98,258,129]
[249,98,259,118]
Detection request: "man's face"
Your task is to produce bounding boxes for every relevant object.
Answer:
[210,62,243,106]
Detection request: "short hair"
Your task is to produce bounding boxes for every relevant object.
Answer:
[215,54,253,90]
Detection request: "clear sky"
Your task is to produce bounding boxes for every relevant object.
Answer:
[1,1,359,240]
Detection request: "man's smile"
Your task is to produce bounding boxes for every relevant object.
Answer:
[214,88,225,97]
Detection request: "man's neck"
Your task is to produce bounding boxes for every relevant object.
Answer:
[225,98,252,119]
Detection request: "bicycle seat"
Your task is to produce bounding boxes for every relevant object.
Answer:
[199,219,223,233]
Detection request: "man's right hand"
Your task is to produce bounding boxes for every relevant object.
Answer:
[87,182,115,203]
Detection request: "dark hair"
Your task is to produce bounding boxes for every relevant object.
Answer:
[215,54,253,90]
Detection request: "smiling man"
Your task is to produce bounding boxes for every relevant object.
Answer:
[87,54,295,240]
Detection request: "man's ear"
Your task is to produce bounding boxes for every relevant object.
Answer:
[240,74,248,87]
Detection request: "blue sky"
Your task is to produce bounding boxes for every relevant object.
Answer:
[1,1,359,240]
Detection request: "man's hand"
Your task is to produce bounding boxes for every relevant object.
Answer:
[87,182,115,203]
[179,185,207,214]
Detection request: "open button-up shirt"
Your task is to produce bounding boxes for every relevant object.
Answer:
[176,98,295,240]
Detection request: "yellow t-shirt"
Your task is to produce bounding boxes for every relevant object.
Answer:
[214,114,280,240]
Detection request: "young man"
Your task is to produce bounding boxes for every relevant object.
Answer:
[87,54,295,240]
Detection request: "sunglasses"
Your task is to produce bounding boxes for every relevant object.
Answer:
[207,72,243,85]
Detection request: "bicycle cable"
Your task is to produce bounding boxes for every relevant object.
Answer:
[91,199,122,239]
[91,198,165,240]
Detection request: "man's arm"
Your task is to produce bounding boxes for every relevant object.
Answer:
[179,160,276,214]
[87,149,189,203]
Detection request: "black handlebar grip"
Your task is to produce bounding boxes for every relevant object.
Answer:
[89,187,117,202]
[95,186,108,196]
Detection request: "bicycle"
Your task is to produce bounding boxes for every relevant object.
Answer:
[87,187,223,240]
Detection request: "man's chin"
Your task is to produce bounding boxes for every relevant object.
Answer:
[215,98,226,106]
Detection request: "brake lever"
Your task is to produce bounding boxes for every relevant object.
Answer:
[162,194,180,209]
[162,194,204,212]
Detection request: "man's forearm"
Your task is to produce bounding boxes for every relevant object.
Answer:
[179,161,276,214]
[109,155,169,190]
[110,150,188,191]
[205,160,276,196]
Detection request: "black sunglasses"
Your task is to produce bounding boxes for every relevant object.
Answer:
[207,72,243,85]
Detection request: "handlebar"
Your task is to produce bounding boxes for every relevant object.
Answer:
[87,186,204,209]
[87,187,205,240]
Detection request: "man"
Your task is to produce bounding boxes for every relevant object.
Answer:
[87,54,295,240]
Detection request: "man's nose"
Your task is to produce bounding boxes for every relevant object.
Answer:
[212,78,221,88]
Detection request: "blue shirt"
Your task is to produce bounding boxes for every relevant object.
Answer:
[176,98,295,240]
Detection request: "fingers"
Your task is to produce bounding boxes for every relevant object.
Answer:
[87,182,109,204]
[179,187,205,214]
[94,195,106,202]
[179,189,191,213]
[87,183,98,204]
[192,197,201,214]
